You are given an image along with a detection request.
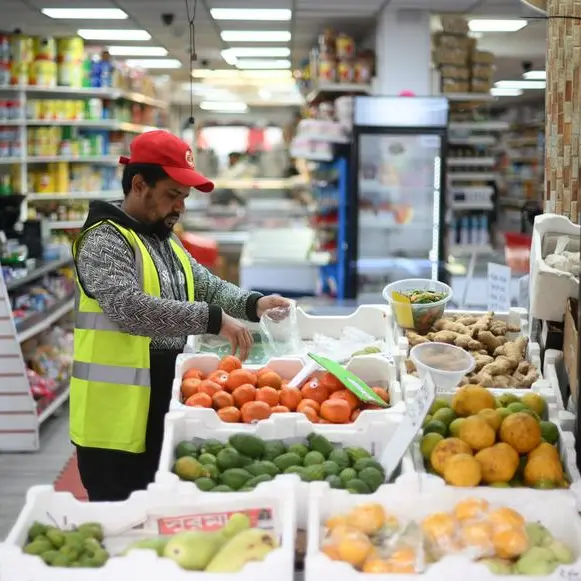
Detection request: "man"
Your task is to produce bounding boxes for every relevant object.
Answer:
[71,130,289,501]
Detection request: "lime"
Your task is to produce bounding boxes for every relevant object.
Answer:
[448,417,466,437]
[420,433,444,460]
[533,479,558,490]
[422,414,433,428]
[429,398,450,415]
[506,402,528,414]
[422,420,447,437]
[432,407,457,427]
[521,393,546,417]
[497,407,512,421]
[539,421,560,445]
[523,409,541,422]
[497,393,519,408]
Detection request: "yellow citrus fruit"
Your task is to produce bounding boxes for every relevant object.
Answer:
[492,526,529,559]
[460,521,494,554]
[337,532,373,567]
[478,408,503,432]
[430,437,472,475]
[386,547,417,573]
[488,507,525,531]
[453,497,490,521]
[459,415,496,451]
[363,558,393,573]
[444,453,482,487]
[321,543,341,561]
[421,512,456,539]
[325,515,348,531]
[346,503,387,535]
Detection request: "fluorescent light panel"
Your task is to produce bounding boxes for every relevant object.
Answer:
[193,69,292,79]
[236,59,290,69]
[200,101,248,112]
[495,80,546,89]
[224,47,290,58]
[43,8,127,19]
[221,30,291,42]
[78,29,151,41]
[125,58,182,69]
[108,46,168,56]
[523,70,546,80]
[211,8,291,20]
[491,88,523,97]
[468,19,527,32]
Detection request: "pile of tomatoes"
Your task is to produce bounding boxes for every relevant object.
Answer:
[179,355,390,424]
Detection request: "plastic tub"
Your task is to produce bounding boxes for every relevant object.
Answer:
[382,279,452,332]
[410,342,475,391]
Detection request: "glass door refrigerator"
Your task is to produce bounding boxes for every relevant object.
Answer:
[346,96,450,301]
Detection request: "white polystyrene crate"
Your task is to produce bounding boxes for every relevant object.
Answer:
[0,478,296,581]
[530,213,580,323]
[396,308,547,396]
[305,473,581,581]
[157,408,406,529]
[404,422,581,510]
[544,349,577,431]
[184,305,396,356]
[169,353,402,425]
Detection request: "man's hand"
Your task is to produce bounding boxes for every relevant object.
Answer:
[219,313,253,361]
[257,294,292,319]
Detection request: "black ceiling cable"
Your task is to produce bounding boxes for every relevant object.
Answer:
[184,0,198,126]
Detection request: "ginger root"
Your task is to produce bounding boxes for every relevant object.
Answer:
[477,330,507,354]
[493,336,528,360]
[433,318,471,334]
[405,359,417,374]
[471,353,494,372]
[472,312,494,332]
[429,330,458,345]
[406,330,430,346]
[454,334,484,351]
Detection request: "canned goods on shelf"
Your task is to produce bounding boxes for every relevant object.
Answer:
[29,60,57,87]
[33,36,56,61]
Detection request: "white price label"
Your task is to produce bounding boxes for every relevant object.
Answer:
[379,373,436,480]
[559,567,581,581]
[487,262,512,312]
[381,352,395,366]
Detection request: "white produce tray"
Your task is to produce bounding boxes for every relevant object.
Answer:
[530,214,580,323]
[395,308,550,397]
[184,305,396,356]
[404,423,581,509]
[305,473,581,581]
[0,478,296,581]
[157,408,406,529]
[544,349,577,431]
[170,353,402,427]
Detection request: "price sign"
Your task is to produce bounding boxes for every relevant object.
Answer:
[487,263,512,312]
[559,567,581,581]
[379,373,436,480]
[307,353,388,407]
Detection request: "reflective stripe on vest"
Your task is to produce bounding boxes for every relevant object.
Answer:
[70,220,195,453]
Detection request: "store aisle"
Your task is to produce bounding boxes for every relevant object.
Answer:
[0,405,72,539]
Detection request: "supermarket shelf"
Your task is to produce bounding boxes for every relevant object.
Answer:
[38,384,70,425]
[5,257,73,291]
[47,220,85,230]
[451,201,494,210]
[27,191,121,201]
[306,82,372,103]
[1,119,158,132]
[449,243,495,256]
[16,296,74,343]
[0,85,168,109]
[450,186,494,196]
[448,157,496,167]
[212,177,308,190]
[449,172,496,180]
[27,155,119,164]
[449,121,510,131]
[445,92,496,102]
[499,197,541,209]
[449,135,497,146]
[0,157,21,165]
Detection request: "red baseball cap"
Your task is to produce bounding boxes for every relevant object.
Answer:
[119,130,214,193]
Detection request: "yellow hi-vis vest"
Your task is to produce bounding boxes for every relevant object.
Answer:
[70,220,195,453]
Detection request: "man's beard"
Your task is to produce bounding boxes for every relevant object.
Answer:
[150,214,179,239]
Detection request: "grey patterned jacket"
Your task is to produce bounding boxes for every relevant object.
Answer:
[74,200,262,351]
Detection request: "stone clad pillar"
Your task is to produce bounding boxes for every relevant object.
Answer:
[544,0,581,223]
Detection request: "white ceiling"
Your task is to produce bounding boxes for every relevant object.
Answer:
[5,0,548,107]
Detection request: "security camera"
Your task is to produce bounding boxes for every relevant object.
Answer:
[161,13,175,26]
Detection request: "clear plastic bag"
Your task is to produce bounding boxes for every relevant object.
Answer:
[259,302,303,357]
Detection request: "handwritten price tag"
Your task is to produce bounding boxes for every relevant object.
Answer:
[559,567,581,581]
[379,373,436,480]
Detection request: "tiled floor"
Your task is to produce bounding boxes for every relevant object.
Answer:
[0,404,72,539]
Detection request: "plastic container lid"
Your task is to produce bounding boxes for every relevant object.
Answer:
[410,342,475,391]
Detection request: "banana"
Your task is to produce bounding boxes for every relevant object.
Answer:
[205,528,278,573]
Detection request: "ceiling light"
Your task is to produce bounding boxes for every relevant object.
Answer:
[495,80,546,90]
[211,8,291,21]
[468,19,527,32]
[523,70,546,80]
[125,58,182,69]
[221,50,238,66]
[491,88,524,97]
[200,101,248,112]
[78,29,151,41]
[221,31,291,42]
[236,59,291,69]
[225,47,290,58]
[108,46,168,57]
[43,8,127,19]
